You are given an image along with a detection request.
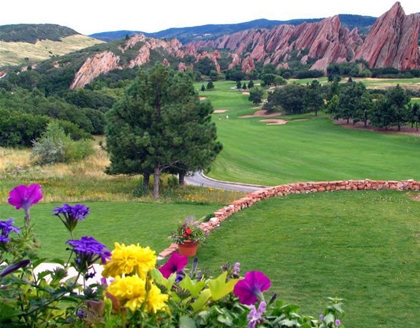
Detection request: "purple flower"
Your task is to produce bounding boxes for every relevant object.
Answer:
[53,203,90,233]
[0,219,20,243]
[234,262,241,273]
[0,259,30,277]
[233,271,271,305]
[335,319,341,326]
[67,236,111,273]
[159,252,188,278]
[247,301,267,328]
[8,184,43,212]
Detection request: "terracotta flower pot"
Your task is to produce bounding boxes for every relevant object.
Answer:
[177,241,198,257]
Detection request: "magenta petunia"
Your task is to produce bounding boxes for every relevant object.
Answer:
[159,252,188,278]
[8,184,43,212]
[233,271,271,305]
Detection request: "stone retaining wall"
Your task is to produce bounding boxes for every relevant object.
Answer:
[158,179,420,258]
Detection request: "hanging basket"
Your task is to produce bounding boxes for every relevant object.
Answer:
[177,241,198,257]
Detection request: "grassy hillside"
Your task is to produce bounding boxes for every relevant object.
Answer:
[0,24,104,68]
[0,35,104,67]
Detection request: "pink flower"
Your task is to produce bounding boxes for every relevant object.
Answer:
[159,252,188,278]
[233,271,271,305]
[8,184,43,212]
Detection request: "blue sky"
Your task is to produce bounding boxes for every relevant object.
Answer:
[1,0,418,35]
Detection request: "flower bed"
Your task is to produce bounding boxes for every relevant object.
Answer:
[0,184,346,327]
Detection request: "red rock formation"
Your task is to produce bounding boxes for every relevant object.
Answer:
[70,2,419,88]
[186,2,418,73]
[70,51,120,89]
[354,2,420,70]
[71,35,186,89]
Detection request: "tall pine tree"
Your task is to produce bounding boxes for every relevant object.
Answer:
[105,63,222,198]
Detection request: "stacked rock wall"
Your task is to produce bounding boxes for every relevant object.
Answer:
[159,179,420,258]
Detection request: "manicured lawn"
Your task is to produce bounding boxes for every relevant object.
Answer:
[196,189,420,328]
[210,117,420,185]
[0,201,221,260]
[4,189,419,327]
[198,81,420,186]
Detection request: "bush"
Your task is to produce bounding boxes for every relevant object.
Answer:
[0,110,50,148]
[31,122,94,165]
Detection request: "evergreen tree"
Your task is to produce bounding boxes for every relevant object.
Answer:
[303,80,324,116]
[370,85,410,131]
[105,63,222,199]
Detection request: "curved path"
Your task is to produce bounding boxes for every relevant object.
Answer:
[185,171,267,193]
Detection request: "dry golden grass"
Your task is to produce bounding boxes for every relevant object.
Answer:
[0,141,110,179]
[0,35,103,67]
[0,147,32,172]
[0,141,245,205]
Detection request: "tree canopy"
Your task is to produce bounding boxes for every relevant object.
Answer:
[105,63,222,199]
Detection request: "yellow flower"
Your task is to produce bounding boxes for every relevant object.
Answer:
[106,275,168,313]
[102,242,156,278]
[144,284,169,314]
[107,275,146,312]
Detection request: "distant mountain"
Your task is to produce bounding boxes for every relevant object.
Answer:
[89,15,377,43]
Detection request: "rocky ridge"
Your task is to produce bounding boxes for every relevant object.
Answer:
[69,2,419,89]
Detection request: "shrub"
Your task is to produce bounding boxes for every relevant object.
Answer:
[31,122,94,165]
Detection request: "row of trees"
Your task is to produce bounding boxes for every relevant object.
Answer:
[258,78,419,131]
[328,82,419,131]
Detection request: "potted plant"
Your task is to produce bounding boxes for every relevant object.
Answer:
[170,216,206,256]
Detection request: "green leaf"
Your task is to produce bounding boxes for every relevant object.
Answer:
[151,267,175,291]
[191,289,211,312]
[179,315,197,328]
[179,274,206,298]
[208,271,239,301]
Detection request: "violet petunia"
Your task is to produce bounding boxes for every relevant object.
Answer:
[0,259,30,277]
[159,252,188,278]
[233,271,271,305]
[8,184,43,212]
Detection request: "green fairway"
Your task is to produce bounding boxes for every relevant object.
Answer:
[199,81,420,186]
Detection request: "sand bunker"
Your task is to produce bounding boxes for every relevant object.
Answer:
[260,119,288,125]
[214,109,227,113]
[200,97,206,100]
[242,92,250,95]
[238,109,287,125]
[239,110,282,118]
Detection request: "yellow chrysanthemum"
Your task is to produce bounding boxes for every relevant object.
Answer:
[143,284,169,314]
[106,275,168,314]
[106,275,146,312]
[102,242,156,278]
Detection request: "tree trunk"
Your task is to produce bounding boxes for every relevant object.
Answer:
[179,172,185,186]
[143,172,150,189]
[153,166,161,199]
